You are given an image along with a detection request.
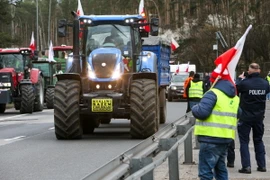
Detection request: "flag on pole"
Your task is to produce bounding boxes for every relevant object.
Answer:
[185,61,190,72]
[48,40,55,62]
[29,31,36,52]
[138,0,150,32]
[210,25,252,84]
[77,0,84,16]
[175,62,180,74]
[171,37,179,51]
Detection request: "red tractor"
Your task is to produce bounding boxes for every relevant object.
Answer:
[0,48,44,113]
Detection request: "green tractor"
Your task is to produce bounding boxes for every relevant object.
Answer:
[32,58,61,109]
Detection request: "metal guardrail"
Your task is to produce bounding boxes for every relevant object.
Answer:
[82,113,196,180]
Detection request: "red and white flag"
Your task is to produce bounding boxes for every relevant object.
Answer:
[29,31,36,52]
[185,61,190,72]
[48,40,55,62]
[211,25,252,84]
[171,37,179,51]
[77,0,84,16]
[138,0,150,32]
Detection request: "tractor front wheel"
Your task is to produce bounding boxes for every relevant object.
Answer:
[0,104,6,113]
[20,85,35,114]
[130,79,158,139]
[54,80,82,139]
[46,88,54,109]
[34,76,44,112]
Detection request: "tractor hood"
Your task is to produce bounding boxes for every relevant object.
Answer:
[87,47,124,80]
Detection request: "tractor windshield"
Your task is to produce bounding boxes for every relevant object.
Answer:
[0,54,25,72]
[85,24,131,57]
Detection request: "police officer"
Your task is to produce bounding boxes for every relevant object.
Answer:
[237,63,270,174]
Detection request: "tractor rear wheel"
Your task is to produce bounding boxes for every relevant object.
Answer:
[20,85,35,114]
[46,88,54,109]
[34,76,44,112]
[159,88,167,124]
[54,80,82,139]
[0,104,6,113]
[130,79,157,139]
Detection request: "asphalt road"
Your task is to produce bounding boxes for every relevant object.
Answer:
[0,100,187,180]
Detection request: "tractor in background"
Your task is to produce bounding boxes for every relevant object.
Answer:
[0,48,44,113]
[54,12,170,140]
[32,58,60,109]
[53,45,73,72]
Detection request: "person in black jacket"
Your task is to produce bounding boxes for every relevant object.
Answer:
[236,63,270,174]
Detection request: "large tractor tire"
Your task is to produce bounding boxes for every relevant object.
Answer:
[45,88,54,109]
[159,88,167,124]
[14,102,20,110]
[34,76,44,112]
[54,80,82,139]
[167,91,173,102]
[0,104,6,113]
[20,85,35,114]
[130,79,158,139]
[80,115,100,134]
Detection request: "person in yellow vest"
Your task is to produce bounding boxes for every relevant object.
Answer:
[185,73,205,109]
[265,71,270,100]
[191,71,241,180]
[183,71,195,113]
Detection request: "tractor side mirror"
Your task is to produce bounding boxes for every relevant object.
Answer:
[150,17,159,36]
[58,19,67,37]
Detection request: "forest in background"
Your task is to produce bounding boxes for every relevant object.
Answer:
[0,0,270,75]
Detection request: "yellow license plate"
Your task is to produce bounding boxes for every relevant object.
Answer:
[92,99,113,112]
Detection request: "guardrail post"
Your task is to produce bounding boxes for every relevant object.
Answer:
[130,157,153,180]
[189,116,200,149]
[177,123,194,164]
[159,138,179,180]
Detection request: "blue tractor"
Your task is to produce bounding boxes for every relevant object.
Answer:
[54,12,170,139]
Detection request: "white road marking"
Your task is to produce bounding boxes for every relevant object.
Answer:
[0,114,27,121]
[4,136,26,141]
[49,127,55,130]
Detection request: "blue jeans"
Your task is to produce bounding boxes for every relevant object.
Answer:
[198,142,229,180]
[267,93,270,100]
[238,120,266,168]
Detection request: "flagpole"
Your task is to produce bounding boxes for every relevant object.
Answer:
[36,0,39,51]
[48,0,52,47]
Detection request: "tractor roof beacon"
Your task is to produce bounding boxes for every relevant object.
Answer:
[54,12,165,140]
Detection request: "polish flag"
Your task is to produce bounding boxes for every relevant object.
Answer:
[29,31,36,52]
[48,40,55,62]
[77,0,84,16]
[171,37,179,51]
[138,0,150,32]
[185,61,190,72]
[211,25,252,84]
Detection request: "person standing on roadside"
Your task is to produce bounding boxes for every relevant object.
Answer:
[183,71,195,113]
[185,73,205,109]
[191,68,241,179]
[237,63,270,174]
[203,72,211,91]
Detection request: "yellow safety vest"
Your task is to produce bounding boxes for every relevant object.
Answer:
[267,76,270,84]
[189,81,203,98]
[194,88,239,139]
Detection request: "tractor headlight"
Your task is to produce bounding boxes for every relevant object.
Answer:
[111,63,121,79]
[87,63,96,79]
[171,86,177,90]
